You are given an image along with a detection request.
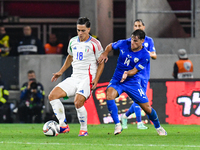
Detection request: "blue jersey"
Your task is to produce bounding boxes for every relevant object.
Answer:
[127,36,155,80]
[111,39,150,84]
[107,39,150,103]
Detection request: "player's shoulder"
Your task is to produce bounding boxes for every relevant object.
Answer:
[114,39,129,45]
[141,47,150,56]
[90,36,102,44]
[145,36,154,42]
[69,36,78,43]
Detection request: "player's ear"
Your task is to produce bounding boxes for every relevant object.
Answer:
[87,28,91,33]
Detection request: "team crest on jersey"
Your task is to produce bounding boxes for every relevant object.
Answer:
[85,46,90,52]
[144,42,148,47]
[134,57,139,63]
[127,54,132,58]
[31,39,36,45]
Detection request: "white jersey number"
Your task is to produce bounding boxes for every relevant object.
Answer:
[124,57,130,66]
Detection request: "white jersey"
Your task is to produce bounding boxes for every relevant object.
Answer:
[67,35,104,79]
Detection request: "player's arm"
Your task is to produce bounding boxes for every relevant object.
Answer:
[91,62,105,90]
[51,55,73,82]
[120,68,138,82]
[149,38,157,60]
[121,53,150,82]
[98,43,113,63]
[149,51,157,59]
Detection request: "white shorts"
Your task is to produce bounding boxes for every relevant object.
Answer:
[56,76,92,99]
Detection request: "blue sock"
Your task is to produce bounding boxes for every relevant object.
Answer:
[107,100,120,124]
[147,108,160,128]
[125,103,135,117]
[134,103,142,122]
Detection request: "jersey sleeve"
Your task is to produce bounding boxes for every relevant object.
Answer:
[148,37,156,53]
[67,39,73,56]
[91,38,104,60]
[112,40,123,50]
[135,53,150,71]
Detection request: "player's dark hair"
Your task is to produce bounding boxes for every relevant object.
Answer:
[132,29,146,40]
[134,19,145,26]
[77,17,91,28]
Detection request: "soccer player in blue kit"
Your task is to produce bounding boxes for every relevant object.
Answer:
[121,19,157,129]
[121,19,157,130]
[98,29,167,136]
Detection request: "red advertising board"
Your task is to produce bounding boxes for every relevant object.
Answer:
[166,81,200,124]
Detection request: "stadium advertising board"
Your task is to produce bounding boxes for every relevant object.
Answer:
[85,80,200,125]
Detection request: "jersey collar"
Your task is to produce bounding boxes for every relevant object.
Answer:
[77,35,92,43]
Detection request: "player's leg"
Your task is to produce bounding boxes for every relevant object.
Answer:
[126,85,166,135]
[122,102,147,129]
[139,102,167,136]
[121,103,134,129]
[48,86,70,133]
[122,80,148,129]
[106,87,122,135]
[74,94,88,136]
[135,79,148,129]
[75,76,94,136]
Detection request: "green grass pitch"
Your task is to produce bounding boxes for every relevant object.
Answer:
[0,123,199,150]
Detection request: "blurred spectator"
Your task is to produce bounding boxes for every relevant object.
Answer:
[0,26,10,57]
[0,72,12,123]
[172,49,194,79]
[15,26,45,55]
[18,70,45,123]
[44,33,63,54]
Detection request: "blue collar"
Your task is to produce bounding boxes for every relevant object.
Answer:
[78,35,92,43]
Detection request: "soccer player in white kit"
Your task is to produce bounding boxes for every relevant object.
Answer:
[48,17,104,136]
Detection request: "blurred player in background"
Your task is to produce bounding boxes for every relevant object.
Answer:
[48,17,104,136]
[121,19,157,130]
[98,29,166,136]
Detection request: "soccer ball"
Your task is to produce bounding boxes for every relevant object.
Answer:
[43,120,60,136]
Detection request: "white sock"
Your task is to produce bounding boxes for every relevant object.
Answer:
[123,113,128,119]
[50,99,66,127]
[116,123,121,126]
[76,106,87,131]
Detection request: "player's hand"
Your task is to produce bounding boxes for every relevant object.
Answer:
[120,71,128,82]
[51,72,62,82]
[98,53,108,64]
[91,79,98,90]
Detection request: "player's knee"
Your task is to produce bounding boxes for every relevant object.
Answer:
[144,106,152,114]
[74,101,84,109]
[48,93,56,101]
[106,87,117,100]
[106,94,115,100]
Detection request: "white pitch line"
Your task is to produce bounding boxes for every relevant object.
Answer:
[0,141,200,148]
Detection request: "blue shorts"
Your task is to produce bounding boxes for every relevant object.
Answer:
[107,79,149,103]
[140,78,148,93]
